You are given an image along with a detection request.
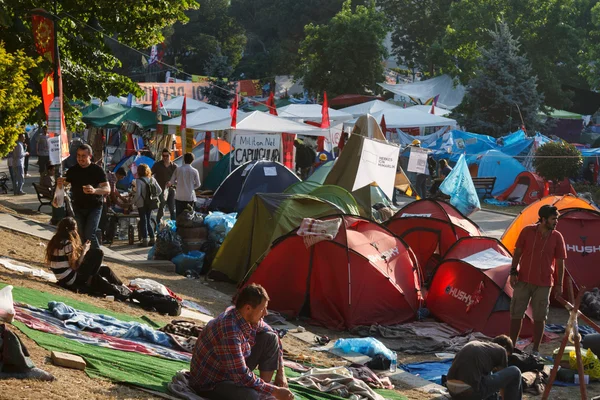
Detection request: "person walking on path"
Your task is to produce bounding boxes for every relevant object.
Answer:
[12,134,28,195]
[509,205,566,355]
[58,144,110,249]
[37,127,50,175]
[133,163,162,247]
[167,152,200,217]
[151,148,177,222]
[23,132,31,177]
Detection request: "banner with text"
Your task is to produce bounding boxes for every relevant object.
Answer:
[353,138,400,199]
[137,82,210,104]
[232,134,281,166]
[48,137,61,165]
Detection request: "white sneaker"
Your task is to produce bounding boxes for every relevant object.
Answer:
[25,174,31,177]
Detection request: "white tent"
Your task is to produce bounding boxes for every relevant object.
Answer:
[191,111,329,136]
[93,96,142,107]
[343,108,456,134]
[277,104,353,124]
[378,75,465,110]
[162,107,240,127]
[340,100,403,117]
[144,96,223,113]
[410,105,452,116]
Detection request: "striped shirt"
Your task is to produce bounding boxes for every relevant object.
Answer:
[49,240,77,286]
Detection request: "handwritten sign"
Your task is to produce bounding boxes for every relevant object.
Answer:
[137,82,210,104]
[48,137,61,165]
[232,134,281,166]
[407,147,428,174]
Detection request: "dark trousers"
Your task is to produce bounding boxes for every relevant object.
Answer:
[195,331,280,400]
[452,366,522,400]
[73,248,104,286]
[175,200,194,217]
[38,155,49,174]
[24,155,29,175]
[157,188,176,222]
[73,205,103,249]
[416,173,428,199]
[138,206,154,240]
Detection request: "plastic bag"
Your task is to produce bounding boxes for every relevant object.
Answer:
[52,186,64,208]
[204,212,237,244]
[129,278,170,296]
[0,285,15,323]
[171,251,206,276]
[570,348,600,379]
[155,229,183,260]
[333,337,395,361]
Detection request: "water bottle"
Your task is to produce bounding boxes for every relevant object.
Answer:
[390,351,397,373]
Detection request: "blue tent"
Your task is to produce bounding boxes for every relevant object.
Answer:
[112,155,155,189]
[476,150,526,196]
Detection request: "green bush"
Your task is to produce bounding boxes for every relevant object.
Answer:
[533,142,582,184]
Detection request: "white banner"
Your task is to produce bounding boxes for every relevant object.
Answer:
[407,147,428,174]
[352,138,400,199]
[48,137,61,166]
[232,134,281,166]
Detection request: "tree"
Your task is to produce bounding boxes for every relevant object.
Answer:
[200,54,236,108]
[0,42,40,156]
[1,0,198,126]
[379,0,455,77]
[533,142,582,188]
[453,23,543,138]
[294,0,387,97]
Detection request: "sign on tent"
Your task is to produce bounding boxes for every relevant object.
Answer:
[232,134,281,166]
[352,138,400,199]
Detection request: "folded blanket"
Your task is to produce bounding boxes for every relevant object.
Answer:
[297,218,342,248]
[290,372,384,400]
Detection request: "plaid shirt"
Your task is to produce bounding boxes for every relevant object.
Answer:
[190,307,282,394]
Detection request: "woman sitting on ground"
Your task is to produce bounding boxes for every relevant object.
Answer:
[45,217,104,289]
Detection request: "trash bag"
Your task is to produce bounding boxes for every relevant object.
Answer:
[176,204,204,228]
[333,337,395,361]
[200,239,219,273]
[171,251,206,276]
[154,229,183,260]
[569,348,600,379]
[204,212,237,244]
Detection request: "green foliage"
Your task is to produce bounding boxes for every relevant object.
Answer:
[1,0,198,127]
[442,0,595,110]
[533,141,583,184]
[294,0,387,97]
[453,23,543,137]
[0,42,41,157]
[200,54,236,108]
[581,2,600,89]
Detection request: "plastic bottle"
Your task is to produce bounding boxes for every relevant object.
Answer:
[390,351,397,372]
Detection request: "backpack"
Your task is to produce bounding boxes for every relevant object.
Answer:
[141,177,160,210]
[130,290,182,316]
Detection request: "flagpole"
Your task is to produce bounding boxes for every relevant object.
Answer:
[51,3,63,175]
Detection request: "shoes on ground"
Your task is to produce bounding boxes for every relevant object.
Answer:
[25,174,31,177]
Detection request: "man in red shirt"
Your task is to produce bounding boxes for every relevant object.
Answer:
[190,284,294,400]
[509,205,567,355]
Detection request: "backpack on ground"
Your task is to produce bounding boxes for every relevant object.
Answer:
[142,177,160,210]
[130,290,182,316]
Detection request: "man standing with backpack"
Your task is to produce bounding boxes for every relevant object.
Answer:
[133,163,162,247]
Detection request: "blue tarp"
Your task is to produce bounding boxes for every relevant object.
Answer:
[477,150,526,196]
[400,359,453,385]
[426,130,498,162]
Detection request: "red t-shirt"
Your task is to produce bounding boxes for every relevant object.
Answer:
[515,224,567,287]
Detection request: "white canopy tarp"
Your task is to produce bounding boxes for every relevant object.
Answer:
[162,107,240,127]
[378,75,465,110]
[93,96,142,107]
[277,104,353,124]
[410,105,452,116]
[340,100,403,117]
[190,111,330,136]
[344,108,457,130]
[144,96,223,112]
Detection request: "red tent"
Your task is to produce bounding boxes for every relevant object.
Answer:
[427,237,534,337]
[385,199,482,282]
[555,208,600,297]
[497,171,576,204]
[244,215,422,330]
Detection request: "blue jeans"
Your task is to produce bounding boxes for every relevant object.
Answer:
[138,207,154,240]
[13,164,24,194]
[476,366,522,400]
[156,188,175,223]
[74,205,103,250]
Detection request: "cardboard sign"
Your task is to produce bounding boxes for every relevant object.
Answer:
[137,82,210,104]
[353,138,400,199]
[185,128,194,153]
[48,137,61,165]
[407,147,428,174]
[232,134,281,166]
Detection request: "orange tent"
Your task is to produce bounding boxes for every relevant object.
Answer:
[501,194,598,253]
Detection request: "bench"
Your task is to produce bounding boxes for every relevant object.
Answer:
[32,182,53,211]
[0,172,8,194]
[472,176,496,199]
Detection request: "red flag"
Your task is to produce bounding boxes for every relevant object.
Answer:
[543,181,550,196]
[594,156,599,184]
[281,133,295,169]
[430,94,439,114]
[320,92,330,129]
[380,114,387,135]
[152,87,159,113]
[31,12,55,62]
[204,132,212,168]
[231,89,238,128]
[267,92,278,116]
[180,95,187,130]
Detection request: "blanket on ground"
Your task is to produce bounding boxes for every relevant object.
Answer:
[290,371,385,400]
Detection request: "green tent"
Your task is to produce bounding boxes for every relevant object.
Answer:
[83,103,161,128]
[540,109,583,120]
[307,161,335,184]
[309,185,360,215]
[352,183,394,220]
[284,180,321,195]
[202,153,231,191]
[208,193,343,283]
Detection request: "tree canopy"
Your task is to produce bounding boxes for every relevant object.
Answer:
[534,141,582,184]
[294,0,387,97]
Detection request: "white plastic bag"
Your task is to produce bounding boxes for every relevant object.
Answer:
[0,285,15,323]
[52,185,65,208]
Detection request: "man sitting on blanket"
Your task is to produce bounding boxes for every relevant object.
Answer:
[447,335,522,400]
[190,284,294,400]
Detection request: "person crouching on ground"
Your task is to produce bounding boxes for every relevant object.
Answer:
[447,335,522,400]
[46,217,104,290]
[190,284,294,400]
[509,205,566,356]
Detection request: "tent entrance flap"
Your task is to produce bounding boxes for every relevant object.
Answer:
[299,246,316,319]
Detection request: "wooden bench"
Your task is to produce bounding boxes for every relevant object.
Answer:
[32,182,53,211]
[472,176,496,199]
